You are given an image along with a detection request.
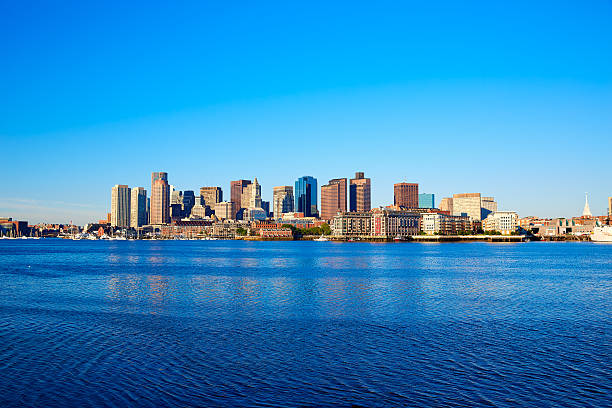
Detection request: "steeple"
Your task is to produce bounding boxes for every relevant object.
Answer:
[582,193,592,217]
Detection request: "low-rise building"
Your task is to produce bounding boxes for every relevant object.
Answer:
[331,211,371,238]
[258,228,293,239]
[370,208,420,238]
[160,220,213,238]
[421,213,473,235]
[483,211,519,234]
[331,208,419,239]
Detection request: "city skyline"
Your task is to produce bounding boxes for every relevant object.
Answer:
[2,1,612,223]
[3,169,612,225]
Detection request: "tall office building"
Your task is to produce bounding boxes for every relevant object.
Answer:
[481,196,498,219]
[394,183,419,208]
[231,180,251,217]
[418,193,435,209]
[261,201,270,217]
[609,196,612,217]
[182,190,196,218]
[130,187,147,228]
[169,186,183,220]
[440,197,453,214]
[273,186,294,219]
[151,172,167,186]
[321,178,347,220]
[350,172,371,212]
[111,184,131,227]
[295,176,318,217]
[150,171,170,224]
[242,178,262,209]
[200,187,223,207]
[452,193,481,220]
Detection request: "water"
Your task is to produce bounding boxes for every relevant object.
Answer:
[0,240,610,407]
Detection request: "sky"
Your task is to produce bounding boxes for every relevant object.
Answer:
[1,0,611,224]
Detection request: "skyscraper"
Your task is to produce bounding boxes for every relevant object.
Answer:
[608,196,612,217]
[130,187,147,228]
[150,172,170,224]
[452,193,481,220]
[295,176,318,217]
[394,183,418,208]
[350,172,371,212]
[418,193,435,209]
[230,180,251,218]
[321,178,347,220]
[111,184,131,227]
[182,190,196,218]
[200,187,223,207]
[242,178,262,209]
[440,197,453,214]
[273,186,294,219]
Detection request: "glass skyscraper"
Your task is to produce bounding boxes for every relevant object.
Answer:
[295,176,318,217]
[418,193,435,209]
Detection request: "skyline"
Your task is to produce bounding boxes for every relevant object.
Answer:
[2,1,612,223]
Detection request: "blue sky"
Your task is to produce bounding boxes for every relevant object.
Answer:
[2,1,611,224]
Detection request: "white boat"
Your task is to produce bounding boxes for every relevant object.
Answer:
[313,235,329,242]
[591,226,612,242]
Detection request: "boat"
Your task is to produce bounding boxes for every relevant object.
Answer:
[591,226,612,242]
[313,235,329,242]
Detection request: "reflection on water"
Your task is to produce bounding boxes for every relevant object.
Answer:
[0,240,610,407]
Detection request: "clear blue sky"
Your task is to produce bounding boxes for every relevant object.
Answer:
[2,1,611,224]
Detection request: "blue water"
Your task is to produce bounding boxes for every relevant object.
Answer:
[0,240,610,407]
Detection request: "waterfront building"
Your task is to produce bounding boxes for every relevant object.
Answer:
[350,172,371,212]
[370,208,420,238]
[150,172,170,224]
[214,202,235,220]
[200,187,223,207]
[394,183,418,208]
[330,208,420,239]
[421,213,472,235]
[160,219,214,239]
[533,218,598,236]
[230,180,251,218]
[482,211,519,234]
[609,197,612,216]
[258,227,293,239]
[418,193,435,209]
[111,184,130,227]
[130,187,147,228]
[331,211,372,238]
[295,176,318,217]
[321,178,347,221]
[440,197,453,214]
[273,186,294,219]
